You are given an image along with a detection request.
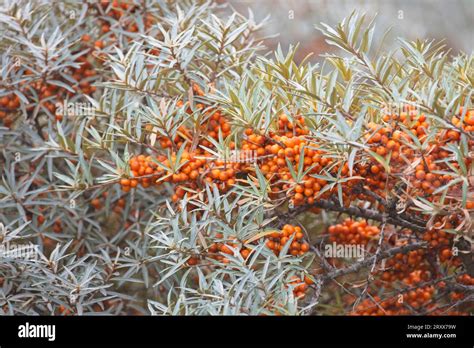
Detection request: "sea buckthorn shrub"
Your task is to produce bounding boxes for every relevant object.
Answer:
[0,1,472,316]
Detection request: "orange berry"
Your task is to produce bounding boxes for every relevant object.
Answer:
[91,198,101,209]
[219,172,228,181]
[37,215,46,225]
[120,178,131,186]
[415,170,425,180]
[446,130,460,141]
[425,173,435,182]
[386,140,396,150]
[187,257,198,266]
[211,169,220,179]
[270,144,280,154]
[294,193,304,201]
[190,170,199,180]
[370,165,380,174]
[284,148,294,157]
[300,243,309,252]
[220,245,233,255]
[266,240,275,250]
[240,249,250,259]
[290,241,300,250]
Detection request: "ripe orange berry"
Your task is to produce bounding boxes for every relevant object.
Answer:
[91,198,101,209]
[425,173,435,182]
[270,144,280,154]
[295,185,304,193]
[190,170,199,180]
[187,257,199,266]
[220,245,233,255]
[290,241,300,250]
[211,169,220,179]
[446,130,460,141]
[240,249,250,259]
[465,114,474,126]
[219,171,228,181]
[415,170,425,180]
[284,148,294,157]
[294,193,304,201]
[266,240,275,250]
[386,140,397,150]
[37,215,45,225]
[370,165,380,174]
[120,178,131,186]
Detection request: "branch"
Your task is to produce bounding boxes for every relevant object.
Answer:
[277,198,426,232]
[320,241,428,280]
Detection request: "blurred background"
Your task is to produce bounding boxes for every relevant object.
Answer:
[228,0,473,62]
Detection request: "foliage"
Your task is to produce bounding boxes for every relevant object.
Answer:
[0,1,472,315]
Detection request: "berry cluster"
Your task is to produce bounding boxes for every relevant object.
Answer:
[207,234,252,265]
[457,273,474,286]
[120,98,239,198]
[450,274,474,301]
[288,275,314,299]
[265,224,310,256]
[327,217,471,315]
[328,218,380,246]
[451,107,474,132]
[202,225,311,266]
[86,1,156,58]
[244,115,335,206]
[69,56,97,96]
[0,55,98,128]
[116,103,473,228]
[0,93,20,127]
[352,269,438,315]
[351,290,433,315]
[420,214,466,268]
[367,106,473,202]
[380,248,429,284]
